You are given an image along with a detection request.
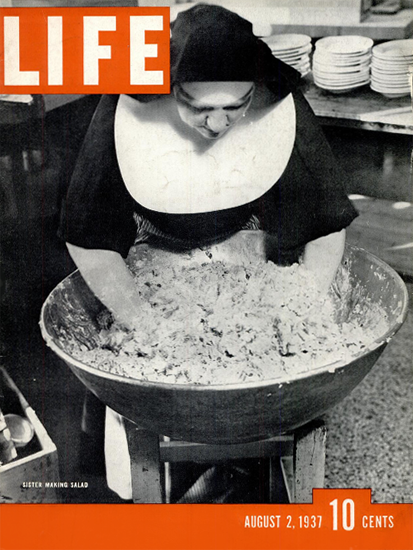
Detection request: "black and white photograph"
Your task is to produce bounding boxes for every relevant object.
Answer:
[0,0,412,519]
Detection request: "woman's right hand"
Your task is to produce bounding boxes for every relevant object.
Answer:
[66,243,147,332]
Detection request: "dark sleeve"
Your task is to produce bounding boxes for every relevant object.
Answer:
[58,95,137,258]
[256,89,358,259]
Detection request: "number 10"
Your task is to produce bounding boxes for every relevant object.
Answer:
[330,498,355,531]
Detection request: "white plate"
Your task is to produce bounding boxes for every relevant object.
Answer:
[370,82,411,92]
[371,66,412,75]
[263,33,311,50]
[270,42,312,53]
[371,80,410,88]
[372,58,412,67]
[371,70,410,78]
[313,53,371,67]
[314,50,371,60]
[314,75,370,85]
[276,56,310,67]
[285,61,311,72]
[371,74,410,84]
[372,57,413,67]
[313,61,370,73]
[314,48,371,58]
[294,59,311,68]
[315,35,373,55]
[271,49,312,60]
[314,78,370,89]
[370,81,410,91]
[315,49,371,58]
[372,54,413,64]
[371,67,412,78]
[371,80,410,89]
[315,81,370,89]
[313,67,370,78]
[316,81,369,93]
[370,86,410,99]
[372,39,413,60]
[272,46,312,59]
[315,81,370,90]
[313,64,370,74]
[313,64,370,75]
[313,61,371,71]
[274,48,311,59]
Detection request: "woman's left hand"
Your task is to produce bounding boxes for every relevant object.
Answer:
[302,229,346,298]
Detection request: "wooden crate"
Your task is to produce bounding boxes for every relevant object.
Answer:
[0,367,60,503]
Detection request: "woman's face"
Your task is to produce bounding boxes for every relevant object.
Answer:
[174,81,254,140]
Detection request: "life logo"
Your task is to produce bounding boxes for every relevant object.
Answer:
[0,7,170,94]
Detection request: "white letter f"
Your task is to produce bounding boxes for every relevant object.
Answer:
[83,16,116,85]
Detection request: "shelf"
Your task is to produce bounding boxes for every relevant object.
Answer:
[270,8,413,40]
[302,77,413,135]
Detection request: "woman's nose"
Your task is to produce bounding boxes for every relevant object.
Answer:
[205,110,229,132]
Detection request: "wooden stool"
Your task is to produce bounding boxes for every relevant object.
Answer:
[124,419,327,504]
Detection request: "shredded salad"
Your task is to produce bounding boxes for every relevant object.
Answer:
[69,260,389,385]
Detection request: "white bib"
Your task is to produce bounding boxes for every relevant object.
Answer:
[115,92,296,214]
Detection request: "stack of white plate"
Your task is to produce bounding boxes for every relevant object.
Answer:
[370,39,413,99]
[312,35,373,93]
[262,34,312,76]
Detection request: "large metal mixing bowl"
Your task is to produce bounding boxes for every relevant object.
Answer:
[40,232,408,444]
